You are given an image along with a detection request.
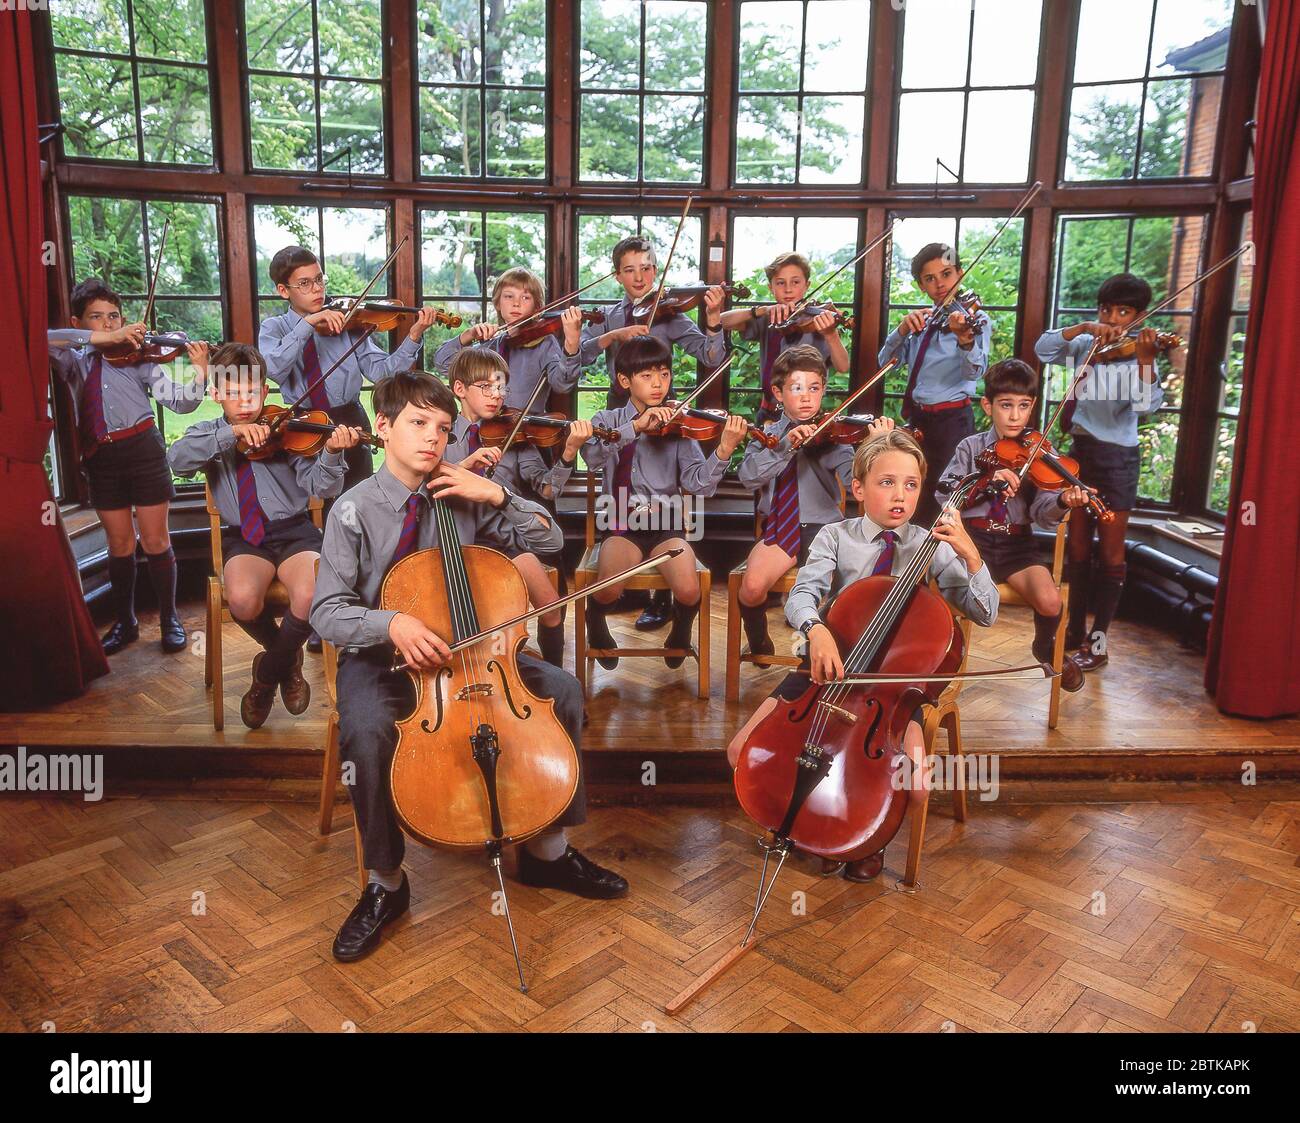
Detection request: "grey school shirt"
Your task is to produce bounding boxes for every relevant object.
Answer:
[47,328,204,432]
[258,308,422,408]
[580,400,730,501]
[939,429,1069,530]
[578,297,727,387]
[877,312,993,407]
[1033,328,1165,447]
[310,462,563,651]
[168,416,348,525]
[786,516,999,633]
[443,413,574,505]
[737,413,853,526]
[432,332,581,411]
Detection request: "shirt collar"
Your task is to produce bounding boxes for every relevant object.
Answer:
[852,511,910,544]
[375,463,431,512]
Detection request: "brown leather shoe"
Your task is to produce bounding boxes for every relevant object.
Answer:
[279,649,311,715]
[816,858,847,878]
[843,850,885,882]
[1074,641,1109,671]
[1059,653,1086,693]
[241,653,278,729]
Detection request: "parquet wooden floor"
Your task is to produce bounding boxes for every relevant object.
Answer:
[4,593,1298,761]
[2,786,1299,1032]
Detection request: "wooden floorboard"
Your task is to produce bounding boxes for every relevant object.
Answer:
[2,786,1299,1033]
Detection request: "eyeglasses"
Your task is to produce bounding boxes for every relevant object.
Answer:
[288,274,327,292]
[472,382,506,398]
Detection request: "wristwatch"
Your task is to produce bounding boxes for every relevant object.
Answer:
[493,485,513,511]
[798,618,821,639]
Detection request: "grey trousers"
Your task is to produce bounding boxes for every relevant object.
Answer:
[337,646,587,871]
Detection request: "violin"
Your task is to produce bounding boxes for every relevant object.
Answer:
[931,289,988,335]
[643,401,779,449]
[793,413,920,449]
[733,471,990,864]
[234,403,382,460]
[100,330,196,368]
[630,282,752,325]
[771,305,854,337]
[381,496,581,990]
[476,410,621,450]
[324,297,462,332]
[973,431,1113,522]
[1093,330,1181,363]
[498,308,605,346]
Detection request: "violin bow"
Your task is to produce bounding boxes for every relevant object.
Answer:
[482,271,616,345]
[770,221,897,332]
[1027,240,1256,480]
[801,357,900,444]
[640,194,694,328]
[337,233,410,333]
[390,550,684,672]
[835,663,1058,685]
[483,376,550,477]
[140,216,172,332]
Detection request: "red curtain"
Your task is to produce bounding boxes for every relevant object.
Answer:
[1204,5,1300,717]
[0,12,108,710]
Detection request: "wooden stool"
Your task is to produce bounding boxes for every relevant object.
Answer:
[202,483,323,731]
[573,471,711,698]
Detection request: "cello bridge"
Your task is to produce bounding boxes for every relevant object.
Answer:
[455,683,495,701]
[816,701,857,726]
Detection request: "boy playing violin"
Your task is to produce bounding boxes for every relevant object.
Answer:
[727,426,998,881]
[168,343,362,728]
[580,336,747,670]
[719,251,850,421]
[258,245,442,493]
[442,347,582,668]
[1034,273,1164,671]
[735,345,862,657]
[938,359,1091,693]
[311,370,626,964]
[433,267,584,412]
[878,242,992,526]
[48,277,209,657]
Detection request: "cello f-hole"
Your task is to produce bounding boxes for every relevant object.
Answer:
[486,659,533,720]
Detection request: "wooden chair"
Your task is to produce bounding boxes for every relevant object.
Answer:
[573,470,711,698]
[202,483,323,731]
[724,485,848,702]
[315,627,364,889]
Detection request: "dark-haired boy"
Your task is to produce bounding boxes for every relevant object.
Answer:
[169,343,360,727]
[938,359,1091,693]
[579,336,746,671]
[48,277,208,656]
[878,242,992,525]
[311,370,627,963]
[1034,272,1164,671]
[258,245,441,493]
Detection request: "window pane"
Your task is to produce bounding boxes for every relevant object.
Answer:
[969,0,1040,87]
[316,0,382,79]
[483,211,547,281]
[132,0,208,63]
[581,0,641,88]
[57,55,137,161]
[1150,0,1231,77]
[1057,218,1128,309]
[963,89,1033,182]
[321,208,390,293]
[249,74,317,170]
[145,201,221,297]
[1065,82,1141,180]
[890,216,957,305]
[138,64,212,164]
[645,1,706,91]
[895,91,963,183]
[488,0,547,86]
[738,1,802,91]
[735,95,798,183]
[643,95,704,181]
[1140,77,1219,178]
[422,211,486,297]
[1138,414,1179,503]
[957,217,1024,306]
[320,79,385,174]
[731,216,796,294]
[254,205,317,292]
[418,0,482,83]
[580,93,641,180]
[486,88,546,177]
[52,0,131,54]
[803,1,871,92]
[1073,0,1153,84]
[900,0,970,89]
[244,0,315,73]
[420,86,483,176]
[68,196,147,294]
[1207,417,1236,512]
[800,96,864,183]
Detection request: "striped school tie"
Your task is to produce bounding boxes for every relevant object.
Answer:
[236,460,269,546]
[759,326,783,413]
[391,494,422,567]
[762,458,801,557]
[870,530,898,576]
[611,440,636,533]
[987,488,1011,526]
[900,321,939,424]
[79,352,108,446]
[302,336,331,410]
[465,422,483,474]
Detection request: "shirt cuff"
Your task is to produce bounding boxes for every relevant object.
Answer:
[363,609,400,648]
[320,448,347,467]
[215,424,239,451]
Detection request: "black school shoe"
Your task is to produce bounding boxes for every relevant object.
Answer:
[160,613,187,654]
[332,873,411,962]
[516,845,629,899]
[101,619,139,656]
[635,589,672,631]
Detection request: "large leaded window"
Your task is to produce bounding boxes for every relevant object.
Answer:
[1208,213,1251,514]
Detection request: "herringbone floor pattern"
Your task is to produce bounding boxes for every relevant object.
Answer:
[2,788,1298,1032]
